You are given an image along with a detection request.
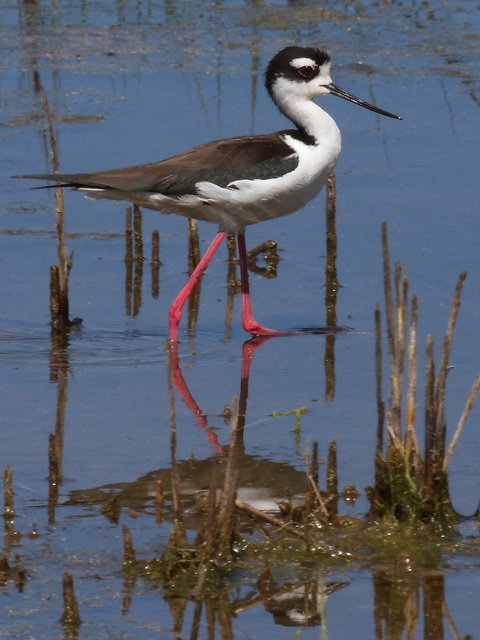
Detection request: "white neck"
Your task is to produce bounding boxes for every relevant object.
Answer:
[271,78,340,145]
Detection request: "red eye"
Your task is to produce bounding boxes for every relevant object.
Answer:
[298,66,315,78]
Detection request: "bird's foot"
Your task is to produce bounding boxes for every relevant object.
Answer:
[242,319,301,336]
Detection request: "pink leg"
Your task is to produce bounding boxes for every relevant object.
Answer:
[169,230,228,342]
[237,232,299,336]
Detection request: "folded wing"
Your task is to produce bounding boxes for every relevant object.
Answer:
[15,132,300,196]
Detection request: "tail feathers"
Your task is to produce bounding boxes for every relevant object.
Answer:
[12,173,104,189]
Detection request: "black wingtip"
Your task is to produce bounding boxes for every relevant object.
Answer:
[12,174,69,189]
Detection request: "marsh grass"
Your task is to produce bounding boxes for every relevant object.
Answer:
[367,222,479,528]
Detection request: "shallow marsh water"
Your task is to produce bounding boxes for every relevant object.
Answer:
[1,0,479,637]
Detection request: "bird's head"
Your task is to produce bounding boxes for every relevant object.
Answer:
[265,46,401,120]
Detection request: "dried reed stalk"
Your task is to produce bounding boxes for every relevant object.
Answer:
[443,374,480,471]
[381,222,396,375]
[435,272,467,459]
[382,223,406,443]
[41,87,71,331]
[186,219,202,336]
[304,442,313,516]
[225,233,238,331]
[3,466,14,519]
[375,305,385,458]
[307,475,329,519]
[325,173,337,290]
[324,173,338,399]
[188,218,201,274]
[311,441,319,506]
[125,207,133,263]
[235,499,305,539]
[327,440,338,516]
[423,336,435,499]
[405,296,420,460]
[151,230,160,264]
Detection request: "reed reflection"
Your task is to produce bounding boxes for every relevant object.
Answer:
[48,330,71,524]
[373,567,473,640]
[124,204,144,317]
[225,232,241,334]
[182,218,202,337]
[151,228,161,299]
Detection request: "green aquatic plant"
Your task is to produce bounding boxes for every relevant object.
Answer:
[272,407,309,450]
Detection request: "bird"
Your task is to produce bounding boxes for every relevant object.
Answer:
[15,46,401,341]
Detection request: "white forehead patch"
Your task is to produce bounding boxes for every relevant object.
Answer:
[289,57,317,70]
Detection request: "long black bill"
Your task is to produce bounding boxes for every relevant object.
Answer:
[327,83,401,120]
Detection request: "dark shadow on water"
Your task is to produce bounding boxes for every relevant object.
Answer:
[294,325,353,334]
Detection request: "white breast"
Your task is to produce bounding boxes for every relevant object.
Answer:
[189,127,341,231]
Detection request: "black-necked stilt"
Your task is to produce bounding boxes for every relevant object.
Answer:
[16,46,401,341]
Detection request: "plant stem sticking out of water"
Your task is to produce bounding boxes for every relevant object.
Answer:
[368,222,478,527]
[41,87,76,333]
[3,466,15,522]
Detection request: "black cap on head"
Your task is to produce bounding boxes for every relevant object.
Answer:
[265,46,330,96]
